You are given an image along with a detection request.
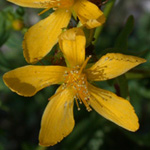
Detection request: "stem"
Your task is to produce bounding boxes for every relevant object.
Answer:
[77,21,83,27]
[37,146,47,150]
[93,0,116,45]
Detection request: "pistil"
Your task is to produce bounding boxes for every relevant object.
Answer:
[63,56,92,111]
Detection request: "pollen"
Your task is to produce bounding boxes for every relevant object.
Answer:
[63,56,92,112]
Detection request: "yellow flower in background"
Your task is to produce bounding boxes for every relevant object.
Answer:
[3,28,146,146]
[8,0,106,64]
[12,19,24,31]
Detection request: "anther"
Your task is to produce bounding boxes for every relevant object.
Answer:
[86,107,92,112]
[81,77,84,80]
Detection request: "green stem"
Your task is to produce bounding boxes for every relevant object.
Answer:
[36,146,47,150]
[93,0,116,45]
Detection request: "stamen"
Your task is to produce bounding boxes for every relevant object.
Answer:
[75,97,80,111]
[63,56,92,112]
[79,55,92,74]
[77,96,83,105]
[38,7,51,16]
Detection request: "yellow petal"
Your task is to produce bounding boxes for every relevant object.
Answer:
[59,28,85,67]
[8,0,75,8]
[7,0,52,8]
[86,53,146,81]
[55,0,75,8]
[23,9,71,64]
[3,65,68,96]
[73,0,105,29]
[88,84,139,131]
[39,87,75,146]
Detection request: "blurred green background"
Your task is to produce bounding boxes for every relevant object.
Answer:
[0,0,150,150]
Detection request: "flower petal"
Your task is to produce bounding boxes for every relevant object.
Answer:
[7,0,53,8]
[3,65,68,96]
[23,9,71,64]
[86,53,146,81]
[59,28,85,67]
[73,0,105,28]
[39,87,75,146]
[88,84,139,131]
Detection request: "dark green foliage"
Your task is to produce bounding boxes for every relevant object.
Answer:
[0,0,150,150]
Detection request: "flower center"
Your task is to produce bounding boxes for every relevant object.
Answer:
[63,56,92,111]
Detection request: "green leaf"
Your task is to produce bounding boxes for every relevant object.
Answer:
[115,75,129,100]
[0,12,10,46]
[0,144,4,150]
[62,118,92,150]
[0,51,10,69]
[126,68,150,79]
[115,15,134,50]
[97,48,134,58]
[83,28,95,47]
[93,0,116,45]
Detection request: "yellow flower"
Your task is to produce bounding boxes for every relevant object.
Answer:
[12,19,24,31]
[8,0,106,64]
[3,28,146,147]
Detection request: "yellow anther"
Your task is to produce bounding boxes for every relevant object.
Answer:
[63,57,92,112]
[75,98,80,111]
